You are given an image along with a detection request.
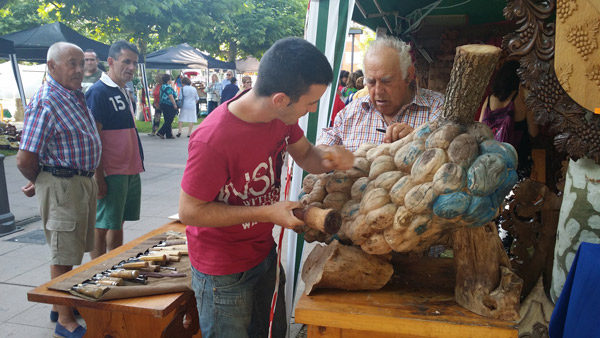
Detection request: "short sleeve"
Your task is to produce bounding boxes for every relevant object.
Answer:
[287,123,304,145]
[181,140,229,202]
[86,86,110,126]
[20,100,54,155]
[316,110,344,146]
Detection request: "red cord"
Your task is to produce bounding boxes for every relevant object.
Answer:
[268,157,294,337]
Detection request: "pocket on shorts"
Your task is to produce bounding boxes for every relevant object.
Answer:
[51,177,74,207]
[45,219,76,232]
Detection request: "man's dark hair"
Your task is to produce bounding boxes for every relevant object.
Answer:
[491,60,520,102]
[230,77,237,84]
[108,40,139,61]
[255,37,332,103]
[162,74,172,84]
[84,49,97,58]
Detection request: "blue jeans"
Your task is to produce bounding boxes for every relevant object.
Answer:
[207,100,218,115]
[191,247,287,338]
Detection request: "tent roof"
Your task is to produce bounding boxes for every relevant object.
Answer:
[0,22,111,63]
[235,56,260,73]
[199,52,236,70]
[145,43,208,69]
[145,43,236,70]
[0,37,15,57]
[353,0,508,36]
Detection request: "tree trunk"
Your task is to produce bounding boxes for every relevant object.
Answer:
[302,240,393,295]
[137,37,148,63]
[228,39,237,63]
[441,45,501,124]
[453,223,522,321]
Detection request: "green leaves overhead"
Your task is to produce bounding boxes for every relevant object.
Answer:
[0,0,307,61]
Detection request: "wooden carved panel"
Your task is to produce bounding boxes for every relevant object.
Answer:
[503,0,600,163]
[500,179,562,301]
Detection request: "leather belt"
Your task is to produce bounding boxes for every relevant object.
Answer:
[40,165,95,178]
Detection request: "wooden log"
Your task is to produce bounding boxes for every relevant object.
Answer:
[440,44,502,125]
[452,223,523,321]
[293,206,342,235]
[302,240,394,295]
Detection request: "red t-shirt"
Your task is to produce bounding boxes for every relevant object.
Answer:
[181,98,304,275]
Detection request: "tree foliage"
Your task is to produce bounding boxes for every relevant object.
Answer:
[0,0,307,61]
[0,0,54,35]
[204,0,307,60]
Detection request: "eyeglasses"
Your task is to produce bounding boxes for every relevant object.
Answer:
[243,81,251,84]
[227,74,232,77]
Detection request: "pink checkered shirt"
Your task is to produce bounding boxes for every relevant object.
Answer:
[318,87,444,152]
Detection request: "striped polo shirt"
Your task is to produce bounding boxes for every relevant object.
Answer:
[318,87,445,152]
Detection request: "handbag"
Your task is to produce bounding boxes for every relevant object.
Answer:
[176,90,184,108]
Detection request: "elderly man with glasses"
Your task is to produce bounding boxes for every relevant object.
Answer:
[220,70,234,96]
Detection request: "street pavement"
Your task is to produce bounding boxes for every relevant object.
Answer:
[0,125,309,338]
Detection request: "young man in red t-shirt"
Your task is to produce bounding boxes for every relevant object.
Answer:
[179,37,354,338]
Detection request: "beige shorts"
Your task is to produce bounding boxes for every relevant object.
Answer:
[35,171,98,266]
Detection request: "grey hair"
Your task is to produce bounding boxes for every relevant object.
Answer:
[364,37,413,80]
[108,40,139,61]
[47,42,82,63]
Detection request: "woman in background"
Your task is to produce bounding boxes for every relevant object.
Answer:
[206,73,222,116]
[177,77,199,138]
[148,73,163,136]
[238,75,252,94]
[157,74,178,139]
[479,60,538,178]
[341,72,357,103]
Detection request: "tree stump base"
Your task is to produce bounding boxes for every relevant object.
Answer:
[453,223,523,321]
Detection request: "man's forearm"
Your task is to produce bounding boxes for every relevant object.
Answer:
[16,150,40,182]
[179,198,270,228]
[178,190,304,229]
[18,165,39,183]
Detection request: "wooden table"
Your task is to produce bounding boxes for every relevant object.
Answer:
[27,221,201,338]
[295,256,519,338]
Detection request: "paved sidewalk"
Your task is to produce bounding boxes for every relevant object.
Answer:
[0,127,309,338]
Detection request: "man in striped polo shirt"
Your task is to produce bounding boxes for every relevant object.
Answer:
[17,42,101,338]
[86,40,144,260]
[318,36,445,152]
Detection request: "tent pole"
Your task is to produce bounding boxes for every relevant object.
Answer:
[9,54,27,111]
[139,63,151,118]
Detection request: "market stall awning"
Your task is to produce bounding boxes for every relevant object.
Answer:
[0,22,111,62]
[145,43,236,70]
[145,43,208,70]
[0,37,15,57]
[235,56,260,73]
[352,0,508,36]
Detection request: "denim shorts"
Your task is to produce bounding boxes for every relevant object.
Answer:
[191,247,287,338]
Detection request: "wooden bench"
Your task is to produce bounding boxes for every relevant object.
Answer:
[27,221,202,338]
